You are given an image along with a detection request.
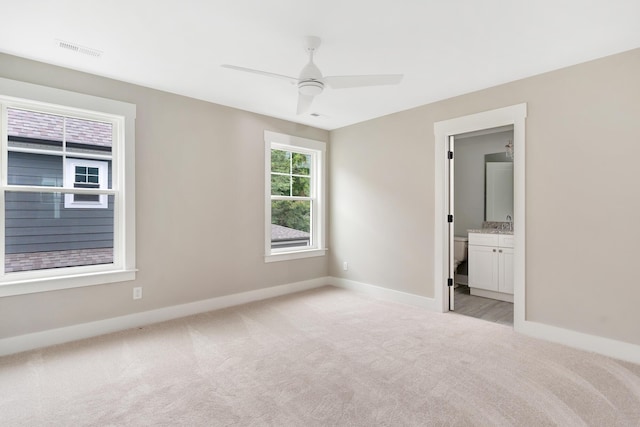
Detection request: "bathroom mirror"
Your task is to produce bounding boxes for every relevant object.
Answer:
[485,157,513,221]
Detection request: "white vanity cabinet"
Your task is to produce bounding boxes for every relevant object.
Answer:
[468,233,514,302]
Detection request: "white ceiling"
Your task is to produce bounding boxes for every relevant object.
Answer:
[1,0,639,130]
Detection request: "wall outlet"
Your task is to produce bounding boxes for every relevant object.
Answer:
[343,261,349,271]
[133,287,143,300]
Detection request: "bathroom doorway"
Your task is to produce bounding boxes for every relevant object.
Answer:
[433,104,527,329]
[451,126,514,326]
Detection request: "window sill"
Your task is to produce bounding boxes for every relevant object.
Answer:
[0,269,137,297]
[265,248,327,263]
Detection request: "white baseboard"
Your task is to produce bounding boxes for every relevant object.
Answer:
[4,276,639,366]
[329,277,438,311]
[517,319,640,365]
[330,276,640,365]
[0,277,329,357]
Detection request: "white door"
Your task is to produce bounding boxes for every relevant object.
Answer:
[447,135,455,310]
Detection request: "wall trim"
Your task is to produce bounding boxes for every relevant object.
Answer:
[519,319,640,365]
[0,277,329,357]
[329,277,438,311]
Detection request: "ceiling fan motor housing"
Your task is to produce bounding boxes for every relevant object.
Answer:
[298,80,324,96]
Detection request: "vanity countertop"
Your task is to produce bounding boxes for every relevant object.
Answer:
[467,228,513,235]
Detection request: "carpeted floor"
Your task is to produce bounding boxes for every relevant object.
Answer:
[1,286,639,426]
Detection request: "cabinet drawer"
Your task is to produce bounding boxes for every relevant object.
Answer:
[468,233,499,247]
[499,234,514,248]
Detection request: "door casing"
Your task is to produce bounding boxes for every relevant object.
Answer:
[433,103,527,330]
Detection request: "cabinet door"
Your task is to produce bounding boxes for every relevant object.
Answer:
[499,247,514,294]
[468,245,498,291]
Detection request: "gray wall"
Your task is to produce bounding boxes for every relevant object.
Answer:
[6,152,114,253]
[0,53,329,339]
[330,48,640,346]
[454,130,513,236]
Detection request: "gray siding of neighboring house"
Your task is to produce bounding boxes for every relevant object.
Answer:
[6,152,114,254]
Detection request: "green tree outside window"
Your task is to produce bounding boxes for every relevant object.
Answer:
[271,149,312,232]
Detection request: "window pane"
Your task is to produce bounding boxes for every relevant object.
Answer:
[271,200,311,249]
[7,108,64,152]
[88,175,99,184]
[5,191,114,273]
[8,152,63,187]
[65,117,112,152]
[88,167,99,175]
[271,149,290,173]
[292,176,310,197]
[292,152,311,175]
[271,175,290,196]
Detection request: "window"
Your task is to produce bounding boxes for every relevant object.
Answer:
[64,158,108,208]
[0,77,136,297]
[264,131,326,262]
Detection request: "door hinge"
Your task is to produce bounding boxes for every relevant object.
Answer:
[447,278,453,287]
[447,151,453,160]
[447,214,453,223]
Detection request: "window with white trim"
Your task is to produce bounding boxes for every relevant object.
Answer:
[64,158,108,208]
[264,131,326,262]
[0,77,136,297]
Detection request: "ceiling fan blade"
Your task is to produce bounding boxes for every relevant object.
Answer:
[221,64,297,84]
[297,94,314,115]
[324,74,403,89]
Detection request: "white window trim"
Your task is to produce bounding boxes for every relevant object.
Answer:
[264,131,326,263]
[64,158,109,209]
[0,77,136,297]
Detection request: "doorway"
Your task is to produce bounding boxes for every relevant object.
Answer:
[433,104,527,330]
[451,127,514,326]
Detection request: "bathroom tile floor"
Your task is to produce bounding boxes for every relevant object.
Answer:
[453,285,513,326]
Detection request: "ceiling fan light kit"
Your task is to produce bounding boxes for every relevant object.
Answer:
[298,80,324,97]
[222,36,403,115]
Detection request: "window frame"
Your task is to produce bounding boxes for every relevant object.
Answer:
[264,131,326,263]
[0,77,136,297]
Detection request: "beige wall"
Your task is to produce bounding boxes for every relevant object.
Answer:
[2,48,639,348]
[0,53,329,339]
[330,48,640,346]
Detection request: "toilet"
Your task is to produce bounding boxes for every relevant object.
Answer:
[453,236,468,272]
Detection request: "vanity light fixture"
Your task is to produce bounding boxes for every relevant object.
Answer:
[505,139,514,160]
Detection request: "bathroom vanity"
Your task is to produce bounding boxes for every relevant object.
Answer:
[467,231,513,303]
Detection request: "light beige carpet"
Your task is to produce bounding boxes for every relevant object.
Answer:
[1,286,639,426]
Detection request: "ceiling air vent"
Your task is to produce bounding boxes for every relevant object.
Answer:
[56,39,102,58]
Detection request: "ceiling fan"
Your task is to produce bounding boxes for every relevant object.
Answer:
[222,36,403,115]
